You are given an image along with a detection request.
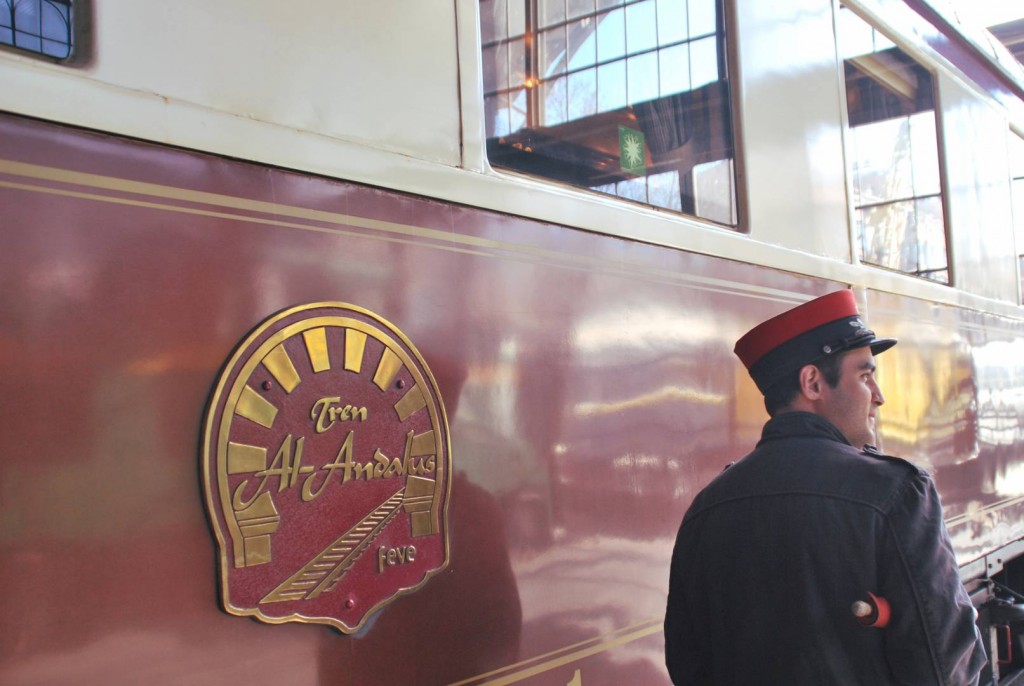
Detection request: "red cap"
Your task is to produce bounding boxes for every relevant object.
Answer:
[734,290,896,394]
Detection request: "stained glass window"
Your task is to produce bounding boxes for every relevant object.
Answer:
[480,0,738,226]
[0,0,73,60]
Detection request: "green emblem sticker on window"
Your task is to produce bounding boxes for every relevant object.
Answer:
[619,126,646,176]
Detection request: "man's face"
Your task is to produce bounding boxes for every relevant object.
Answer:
[818,346,885,448]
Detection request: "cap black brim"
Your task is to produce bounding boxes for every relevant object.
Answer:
[869,338,897,356]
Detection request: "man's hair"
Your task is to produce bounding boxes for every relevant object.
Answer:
[763,351,844,416]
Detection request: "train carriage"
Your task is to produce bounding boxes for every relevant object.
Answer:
[3,0,1024,683]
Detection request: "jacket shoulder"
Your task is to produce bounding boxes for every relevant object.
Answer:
[684,438,926,522]
[860,444,927,478]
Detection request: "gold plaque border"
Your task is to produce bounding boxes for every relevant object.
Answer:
[201,302,452,633]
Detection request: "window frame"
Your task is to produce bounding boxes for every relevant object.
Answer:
[477,0,743,229]
[0,0,88,64]
[836,2,952,285]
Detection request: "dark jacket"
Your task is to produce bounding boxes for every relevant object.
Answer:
[664,412,986,685]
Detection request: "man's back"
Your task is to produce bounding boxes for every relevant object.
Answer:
[664,412,984,685]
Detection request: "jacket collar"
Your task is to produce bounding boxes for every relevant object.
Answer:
[757,411,852,448]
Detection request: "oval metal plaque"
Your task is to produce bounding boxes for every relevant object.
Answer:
[202,302,451,632]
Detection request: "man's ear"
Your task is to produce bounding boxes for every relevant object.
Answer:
[799,364,823,400]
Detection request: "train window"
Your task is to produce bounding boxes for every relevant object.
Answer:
[1012,133,1024,303]
[837,6,948,283]
[0,0,73,59]
[479,0,738,227]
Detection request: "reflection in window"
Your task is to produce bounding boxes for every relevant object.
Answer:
[0,0,73,59]
[838,6,948,283]
[1011,134,1024,303]
[479,0,737,227]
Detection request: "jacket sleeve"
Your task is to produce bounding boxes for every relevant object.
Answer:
[880,470,987,685]
[664,529,706,686]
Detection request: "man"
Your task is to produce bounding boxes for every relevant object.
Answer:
[664,290,986,685]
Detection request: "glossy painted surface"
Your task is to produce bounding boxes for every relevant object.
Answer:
[900,0,1024,113]
[1,105,1022,685]
[867,291,1024,565]
[0,1,1023,684]
[731,0,851,261]
[0,113,732,684]
[939,73,1018,299]
[1,0,1022,321]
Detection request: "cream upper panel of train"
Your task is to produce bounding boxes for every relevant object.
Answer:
[3,0,1024,313]
[0,1,464,166]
